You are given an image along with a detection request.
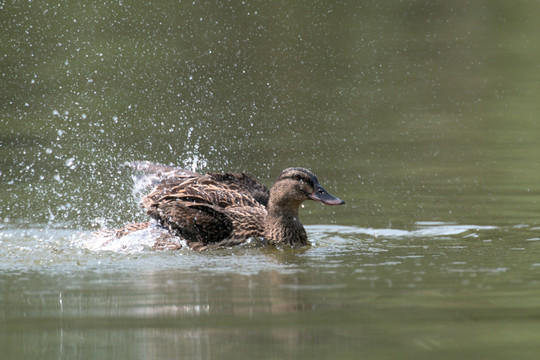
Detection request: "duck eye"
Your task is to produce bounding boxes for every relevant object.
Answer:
[293,174,302,181]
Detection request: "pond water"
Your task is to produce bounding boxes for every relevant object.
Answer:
[1,223,540,359]
[2,1,540,359]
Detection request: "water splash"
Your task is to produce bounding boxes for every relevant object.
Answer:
[183,126,208,173]
[81,222,182,253]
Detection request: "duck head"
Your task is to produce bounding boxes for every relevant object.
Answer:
[268,167,345,214]
[264,167,345,246]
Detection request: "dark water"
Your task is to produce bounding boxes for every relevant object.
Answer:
[2,1,540,359]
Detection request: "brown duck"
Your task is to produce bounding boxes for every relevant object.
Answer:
[115,161,344,250]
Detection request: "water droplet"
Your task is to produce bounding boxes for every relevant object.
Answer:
[65,158,75,168]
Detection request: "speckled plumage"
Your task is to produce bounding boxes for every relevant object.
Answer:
[118,162,344,250]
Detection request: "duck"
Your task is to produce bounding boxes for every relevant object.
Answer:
[113,161,345,250]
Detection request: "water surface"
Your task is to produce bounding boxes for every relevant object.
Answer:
[2,223,540,359]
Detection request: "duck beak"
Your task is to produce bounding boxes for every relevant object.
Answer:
[309,184,345,205]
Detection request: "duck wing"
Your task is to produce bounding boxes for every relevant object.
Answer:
[148,201,233,243]
[129,161,270,207]
[142,176,265,244]
[206,172,270,206]
[141,176,262,211]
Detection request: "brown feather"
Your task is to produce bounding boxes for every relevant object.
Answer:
[150,201,233,243]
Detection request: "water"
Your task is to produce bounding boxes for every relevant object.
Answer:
[1,223,540,359]
[3,1,540,359]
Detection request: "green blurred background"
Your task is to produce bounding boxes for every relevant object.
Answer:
[2,0,540,229]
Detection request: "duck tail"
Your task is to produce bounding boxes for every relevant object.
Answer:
[126,161,199,192]
[126,161,194,174]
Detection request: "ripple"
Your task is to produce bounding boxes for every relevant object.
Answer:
[307,222,497,239]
